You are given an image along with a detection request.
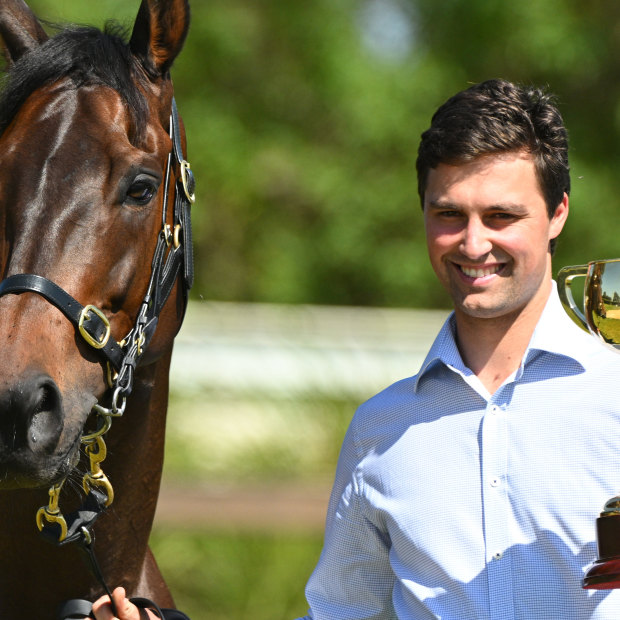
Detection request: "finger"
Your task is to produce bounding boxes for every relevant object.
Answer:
[91,594,116,620]
[111,586,144,620]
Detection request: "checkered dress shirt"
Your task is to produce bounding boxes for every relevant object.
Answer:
[298,284,620,619]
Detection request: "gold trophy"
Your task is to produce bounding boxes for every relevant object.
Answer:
[558,259,620,588]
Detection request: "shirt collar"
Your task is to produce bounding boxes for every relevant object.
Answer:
[414,313,468,392]
[526,280,592,362]
[414,281,590,392]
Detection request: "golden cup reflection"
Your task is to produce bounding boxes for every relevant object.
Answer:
[558,259,620,349]
[557,259,620,588]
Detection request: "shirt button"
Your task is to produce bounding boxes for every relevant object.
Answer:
[490,405,500,414]
[490,477,501,487]
[493,551,503,560]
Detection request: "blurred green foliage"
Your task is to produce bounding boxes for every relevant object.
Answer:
[21,0,620,310]
[164,391,353,483]
[150,528,321,620]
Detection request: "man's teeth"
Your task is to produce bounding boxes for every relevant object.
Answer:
[460,265,500,278]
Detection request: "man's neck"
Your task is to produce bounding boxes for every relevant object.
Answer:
[453,282,552,395]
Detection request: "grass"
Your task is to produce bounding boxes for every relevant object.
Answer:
[150,528,322,620]
[163,390,355,483]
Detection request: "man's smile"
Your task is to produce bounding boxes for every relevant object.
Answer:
[454,262,506,280]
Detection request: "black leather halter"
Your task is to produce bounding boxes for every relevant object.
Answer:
[0,97,194,376]
[0,273,126,368]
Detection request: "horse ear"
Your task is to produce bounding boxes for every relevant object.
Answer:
[0,0,48,65]
[130,0,190,79]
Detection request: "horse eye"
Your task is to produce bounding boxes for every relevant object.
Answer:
[126,180,157,206]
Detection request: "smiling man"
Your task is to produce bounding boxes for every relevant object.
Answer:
[296,79,620,619]
[423,151,568,394]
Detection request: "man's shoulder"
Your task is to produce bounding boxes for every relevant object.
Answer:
[555,320,620,370]
[575,340,620,383]
[359,373,420,407]
[532,287,620,370]
[350,373,428,430]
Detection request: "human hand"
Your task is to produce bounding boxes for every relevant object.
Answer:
[91,587,158,620]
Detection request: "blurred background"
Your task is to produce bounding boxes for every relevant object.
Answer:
[20,0,620,617]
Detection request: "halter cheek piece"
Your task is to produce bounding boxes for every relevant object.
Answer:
[0,98,195,613]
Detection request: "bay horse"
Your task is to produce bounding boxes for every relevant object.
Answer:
[0,0,194,617]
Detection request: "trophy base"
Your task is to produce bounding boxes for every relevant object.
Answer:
[583,513,620,589]
[583,558,620,589]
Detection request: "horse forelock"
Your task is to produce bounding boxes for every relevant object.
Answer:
[0,22,154,145]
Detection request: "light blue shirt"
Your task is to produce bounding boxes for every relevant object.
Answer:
[298,285,620,619]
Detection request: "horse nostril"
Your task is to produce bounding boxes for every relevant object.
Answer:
[0,373,63,455]
[28,380,62,453]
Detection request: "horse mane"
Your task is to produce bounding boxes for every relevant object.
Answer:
[0,22,149,143]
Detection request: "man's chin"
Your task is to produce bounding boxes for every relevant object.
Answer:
[452,293,525,322]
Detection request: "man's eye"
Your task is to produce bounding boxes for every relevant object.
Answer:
[490,212,517,221]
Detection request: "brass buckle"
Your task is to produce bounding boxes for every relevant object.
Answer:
[81,411,113,443]
[78,305,110,349]
[82,471,114,507]
[163,224,173,247]
[180,160,196,204]
[173,224,182,249]
[82,436,114,507]
[36,482,68,542]
[106,362,118,389]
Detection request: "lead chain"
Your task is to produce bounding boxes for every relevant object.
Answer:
[36,309,148,540]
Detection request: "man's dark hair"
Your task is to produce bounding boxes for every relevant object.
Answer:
[416,79,570,225]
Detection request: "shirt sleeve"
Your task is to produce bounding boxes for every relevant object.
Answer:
[295,421,396,620]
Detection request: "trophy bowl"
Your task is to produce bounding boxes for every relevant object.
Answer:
[558,259,620,588]
[558,259,620,350]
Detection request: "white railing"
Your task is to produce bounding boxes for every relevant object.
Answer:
[170,301,449,400]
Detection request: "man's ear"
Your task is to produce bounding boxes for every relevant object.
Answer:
[549,192,569,241]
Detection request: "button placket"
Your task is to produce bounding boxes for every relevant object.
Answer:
[481,399,514,617]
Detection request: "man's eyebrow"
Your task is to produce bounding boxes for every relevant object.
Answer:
[485,203,530,215]
[426,200,461,210]
[426,200,529,214]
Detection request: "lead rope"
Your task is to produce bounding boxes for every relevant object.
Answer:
[80,528,118,617]
[52,530,118,619]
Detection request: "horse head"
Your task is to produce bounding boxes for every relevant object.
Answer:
[0,0,191,489]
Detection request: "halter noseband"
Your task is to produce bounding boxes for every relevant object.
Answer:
[0,97,195,545]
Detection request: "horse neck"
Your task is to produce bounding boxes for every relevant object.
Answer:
[0,349,174,617]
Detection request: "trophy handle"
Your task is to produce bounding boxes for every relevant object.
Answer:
[557,264,589,331]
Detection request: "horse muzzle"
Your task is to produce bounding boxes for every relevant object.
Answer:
[0,370,79,488]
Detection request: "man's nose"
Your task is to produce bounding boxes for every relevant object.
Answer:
[459,218,492,258]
